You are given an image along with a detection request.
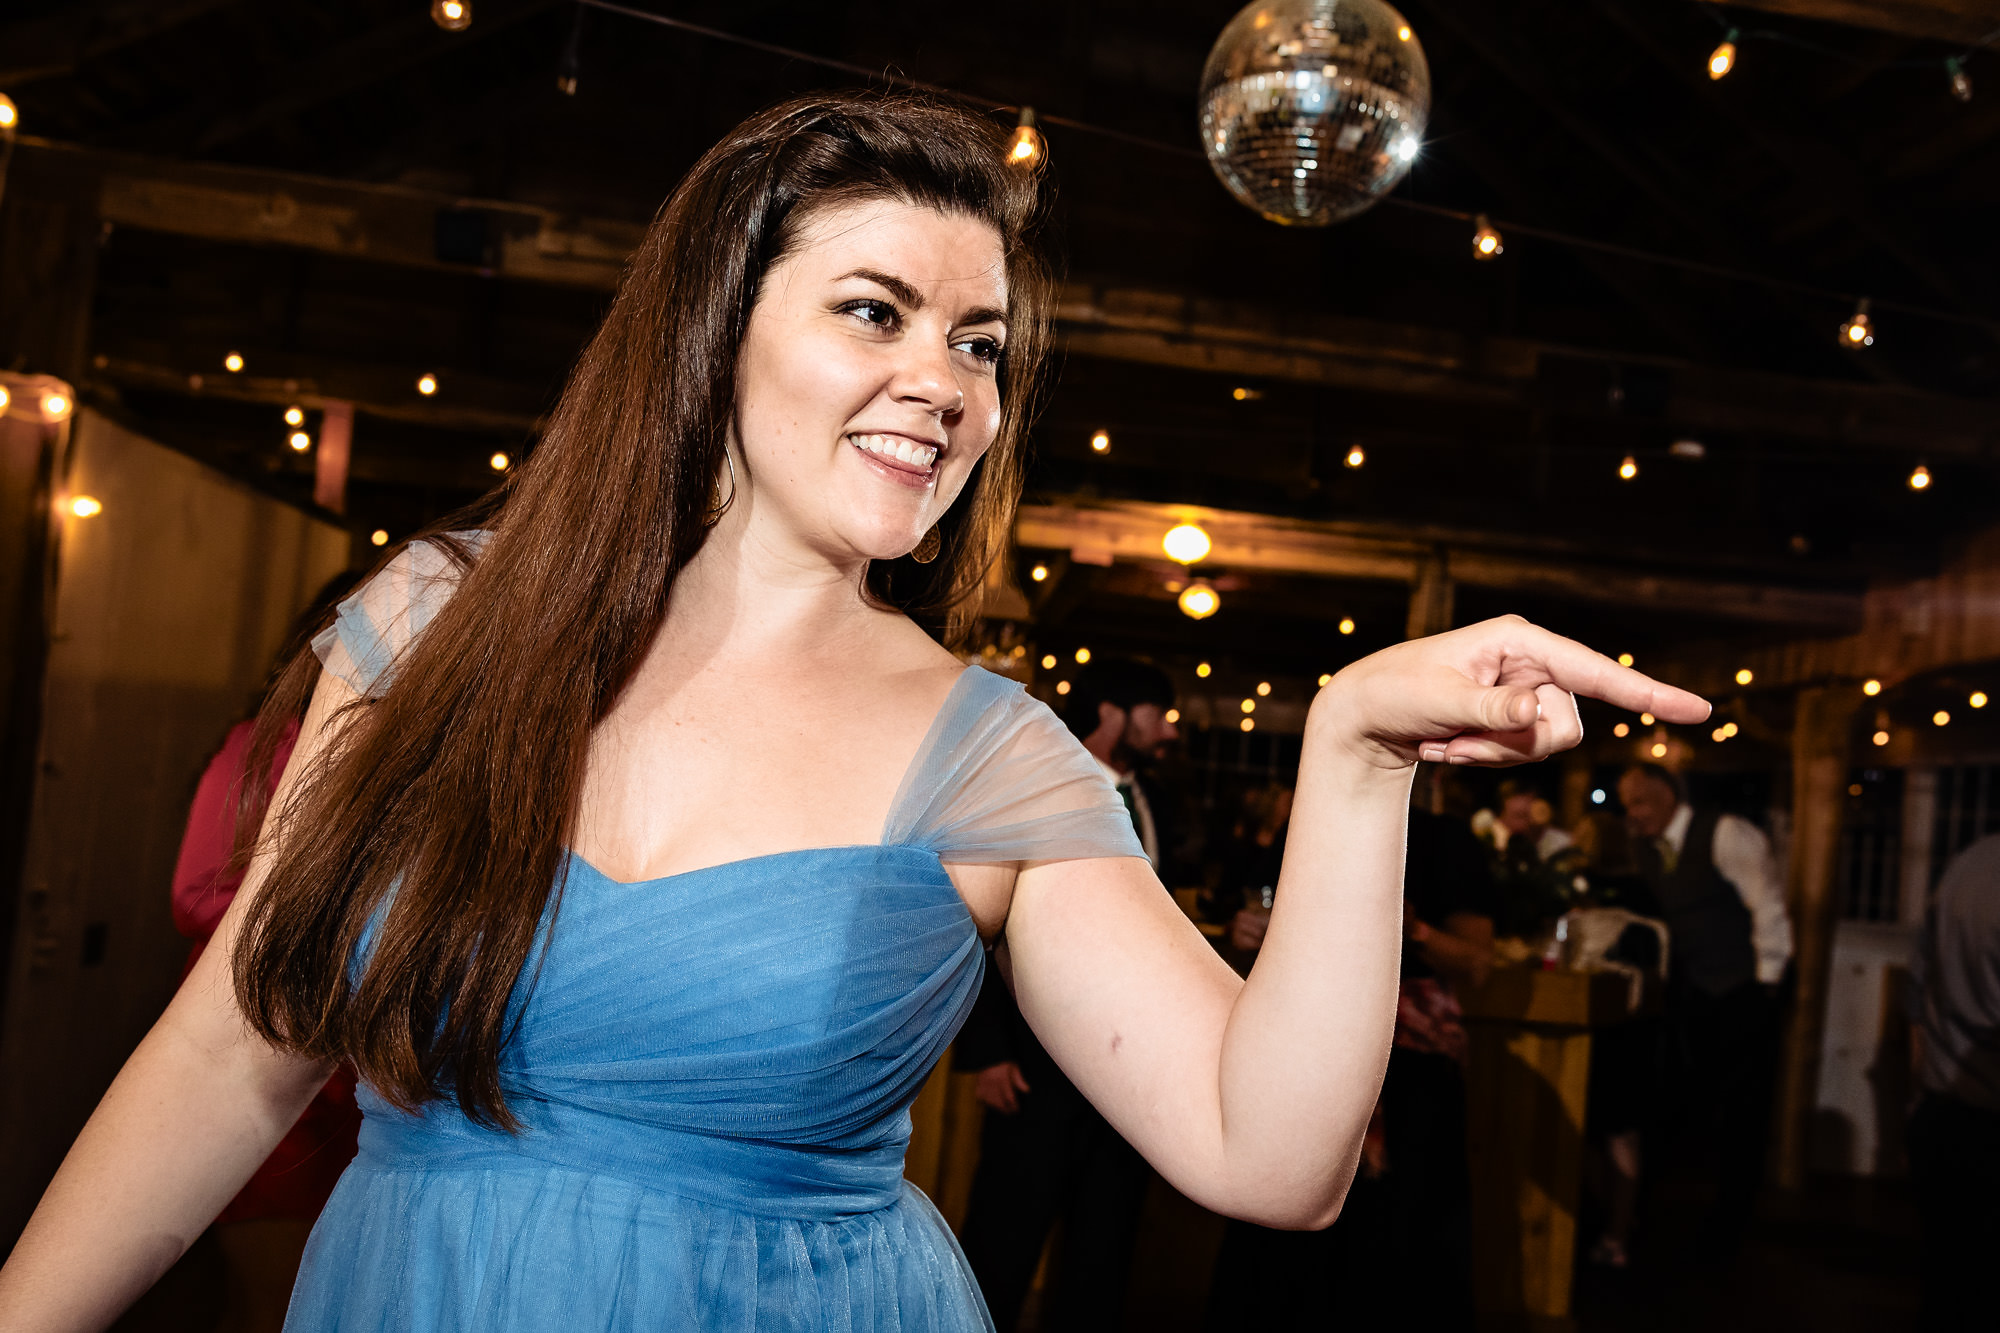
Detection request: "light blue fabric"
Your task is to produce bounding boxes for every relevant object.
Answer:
[288,542,1145,1330]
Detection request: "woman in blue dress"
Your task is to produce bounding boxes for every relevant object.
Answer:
[0,91,1705,1331]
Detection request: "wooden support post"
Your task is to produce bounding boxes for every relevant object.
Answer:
[1405,548,1454,640]
[1773,684,1861,1190]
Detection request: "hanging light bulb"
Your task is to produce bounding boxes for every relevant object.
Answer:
[1471,214,1503,260]
[1946,58,1973,103]
[1862,678,1882,696]
[1934,709,1952,727]
[1030,564,1048,582]
[1338,617,1355,636]
[1163,522,1212,564]
[556,3,585,94]
[1256,681,1271,697]
[489,451,511,472]
[284,405,305,427]
[1006,107,1043,168]
[41,390,72,421]
[1617,653,1635,667]
[1909,463,1932,490]
[1089,429,1110,454]
[1613,722,1630,738]
[1970,691,1988,709]
[1240,698,1256,714]
[223,351,244,373]
[1709,30,1739,80]
[1619,455,1638,481]
[371,528,390,546]
[1178,580,1220,620]
[1872,729,1891,746]
[431,0,472,31]
[1196,661,1212,678]
[1344,443,1366,469]
[1240,717,1255,733]
[1735,667,1754,685]
[0,384,9,416]
[0,93,18,138]
[1074,647,1091,664]
[288,430,311,452]
[417,373,439,396]
[69,495,103,518]
[1840,298,1874,348]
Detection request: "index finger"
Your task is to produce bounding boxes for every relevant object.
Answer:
[1502,622,1710,724]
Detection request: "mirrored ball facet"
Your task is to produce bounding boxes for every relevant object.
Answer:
[1200,0,1431,226]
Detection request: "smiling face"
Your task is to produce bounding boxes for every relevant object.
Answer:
[728,197,1009,566]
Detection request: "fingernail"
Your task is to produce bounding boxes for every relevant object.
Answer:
[1419,743,1447,762]
[1447,753,1474,765]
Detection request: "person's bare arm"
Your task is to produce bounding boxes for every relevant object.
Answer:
[1001,617,1706,1230]
[0,673,357,1332]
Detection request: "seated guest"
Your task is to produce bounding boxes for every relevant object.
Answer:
[954,658,1178,1331]
[1907,830,2000,1332]
[1494,780,1574,868]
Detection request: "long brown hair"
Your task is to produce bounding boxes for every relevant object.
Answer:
[234,91,1056,1128]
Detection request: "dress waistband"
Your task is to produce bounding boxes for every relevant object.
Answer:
[355,1097,910,1222]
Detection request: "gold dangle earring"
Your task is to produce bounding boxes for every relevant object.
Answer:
[705,448,738,525]
[911,526,941,564]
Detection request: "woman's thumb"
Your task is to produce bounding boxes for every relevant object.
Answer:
[1466,682,1539,733]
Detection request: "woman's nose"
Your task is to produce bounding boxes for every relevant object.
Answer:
[891,338,964,415]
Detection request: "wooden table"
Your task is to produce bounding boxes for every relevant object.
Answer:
[1461,966,1646,1329]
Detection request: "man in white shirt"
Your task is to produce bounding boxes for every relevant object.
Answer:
[1616,763,1794,1257]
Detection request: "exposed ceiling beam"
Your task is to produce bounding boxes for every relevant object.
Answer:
[0,0,242,87]
[1699,0,2000,44]
[1015,500,1864,630]
[12,137,1994,458]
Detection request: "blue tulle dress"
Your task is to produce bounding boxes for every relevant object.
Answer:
[286,539,1146,1331]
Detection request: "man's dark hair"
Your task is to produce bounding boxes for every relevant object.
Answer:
[1621,762,1686,804]
[1062,657,1175,739]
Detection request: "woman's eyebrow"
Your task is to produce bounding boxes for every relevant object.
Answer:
[833,269,1008,330]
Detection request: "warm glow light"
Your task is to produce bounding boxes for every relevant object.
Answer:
[1178,581,1220,620]
[1619,455,1638,481]
[223,352,244,373]
[371,529,390,546]
[0,94,17,133]
[1030,564,1048,582]
[1056,680,1070,695]
[1397,24,1412,41]
[489,452,510,472]
[1255,681,1271,697]
[1472,214,1503,260]
[1041,654,1057,669]
[1318,673,1332,687]
[1163,523,1212,564]
[284,405,305,427]
[1089,429,1110,454]
[417,374,439,396]
[1640,713,1655,726]
[1872,729,1891,747]
[1934,710,1951,727]
[1849,783,1864,797]
[0,385,9,414]
[1338,617,1355,636]
[1735,668,1754,686]
[1972,691,1989,709]
[1240,698,1256,714]
[1196,662,1212,678]
[1722,722,1739,737]
[1075,647,1091,664]
[1841,299,1874,348]
[1650,742,1668,758]
[1006,108,1043,167]
[1909,464,1931,490]
[1863,678,1882,696]
[41,391,71,420]
[1231,386,1263,401]
[288,430,311,452]
[1617,653,1634,667]
[1712,728,1727,742]
[1165,708,1180,724]
[68,495,102,518]
[1948,58,1973,103]
[431,0,472,30]
[1240,717,1255,733]
[1344,444,1366,469]
[1709,32,1738,79]
[1613,723,1630,738]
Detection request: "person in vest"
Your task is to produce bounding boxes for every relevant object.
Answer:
[954,658,1178,1331]
[1616,763,1793,1256]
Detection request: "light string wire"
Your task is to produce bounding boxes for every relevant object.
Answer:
[1701,4,2000,70]
[575,0,1998,336]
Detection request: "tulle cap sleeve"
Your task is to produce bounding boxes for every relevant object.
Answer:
[312,531,488,697]
[883,667,1146,865]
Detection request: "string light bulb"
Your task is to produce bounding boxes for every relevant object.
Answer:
[489,452,510,472]
[1338,617,1355,636]
[1163,522,1212,564]
[1041,653,1057,669]
[371,529,390,546]
[1089,429,1110,454]
[1471,214,1503,260]
[1613,723,1630,738]
[1946,58,1972,103]
[1640,712,1655,726]
[1970,691,1988,708]
[1196,662,1212,678]
[1240,717,1255,733]
[1909,463,1931,491]
[41,391,71,421]
[0,384,9,416]
[1074,647,1091,664]
[1708,30,1739,80]
[1256,681,1271,696]
[1344,443,1366,469]
[1006,107,1043,168]
[284,405,305,427]
[1056,680,1070,695]
[1178,580,1220,620]
[417,373,439,396]
[1318,673,1333,687]
[1619,455,1638,481]
[1934,709,1951,727]
[1030,564,1048,582]
[288,431,311,452]
[1241,698,1256,714]
[1872,729,1891,746]
[1650,741,1668,758]
[1863,678,1882,696]
[0,93,18,137]
[1735,668,1754,685]
[69,495,102,518]
[1840,298,1874,348]
[223,351,244,373]
[1618,653,1634,667]
[431,0,472,31]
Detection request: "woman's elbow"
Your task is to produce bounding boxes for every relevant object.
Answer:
[1217,1176,1351,1231]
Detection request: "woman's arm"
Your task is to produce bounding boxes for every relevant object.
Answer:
[0,674,356,1332]
[1001,617,1706,1229]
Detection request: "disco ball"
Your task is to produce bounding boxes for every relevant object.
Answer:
[1199,0,1431,227]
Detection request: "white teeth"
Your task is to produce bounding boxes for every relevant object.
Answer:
[850,434,937,468]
